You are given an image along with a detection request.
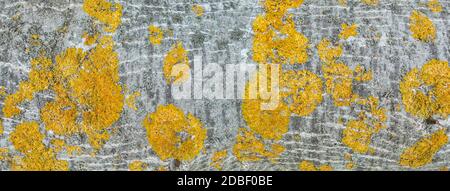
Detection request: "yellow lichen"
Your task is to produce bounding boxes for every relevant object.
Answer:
[400,129,448,168]
[428,0,443,13]
[163,42,190,84]
[317,39,343,64]
[83,32,99,46]
[83,0,123,33]
[252,0,308,65]
[9,122,69,171]
[342,96,387,154]
[0,148,9,161]
[192,4,205,17]
[232,128,285,162]
[323,62,354,107]
[281,70,323,116]
[142,104,207,161]
[400,59,449,119]
[345,162,355,169]
[339,23,358,40]
[210,150,227,170]
[361,0,379,6]
[4,35,124,152]
[298,161,333,171]
[338,0,347,6]
[125,91,141,111]
[51,139,81,157]
[242,70,290,141]
[409,10,436,42]
[148,25,163,45]
[0,86,6,96]
[129,160,148,171]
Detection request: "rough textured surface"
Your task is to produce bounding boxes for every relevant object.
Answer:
[0,0,449,171]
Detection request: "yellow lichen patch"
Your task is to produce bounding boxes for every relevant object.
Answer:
[353,64,373,82]
[342,96,387,154]
[0,120,3,135]
[428,0,443,13]
[5,35,124,152]
[0,86,6,96]
[242,70,290,141]
[281,70,323,116]
[9,122,68,171]
[317,39,343,64]
[3,56,53,118]
[125,91,141,111]
[129,160,148,171]
[163,42,190,84]
[51,139,81,157]
[409,10,436,42]
[252,14,309,65]
[82,0,123,33]
[322,63,354,107]
[338,0,347,6]
[339,23,358,40]
[232,128,285,162]
[83,32,99,46]
[0,148,8,160]
[192,4,205,17]
[298,161,333,171]
[400,129,448,168]
[342,120,373,154]
[148,25,163,45]
[345,162,355,169]
[210,150,227,170]
[361,0,379,6]
[142,104,207,161]
[400,59,449,119]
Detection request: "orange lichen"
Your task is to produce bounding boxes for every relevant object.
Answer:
[409,10,436,42]
[339,23,358,40]
[125,91,141,111]
[232,128,285,162]
[83,0,123,32]
[142,104,207,161]
[400,129,448,168]
[428,0,443,13]
[9,122,69,171]
[210,150,227,170]
[192,4,205,17]
[129,160,148,171]
[163,42,190,84]
[298,161,333,171]
[281,70,323,116]
[400,59,449,119]
[148,25,163,45]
